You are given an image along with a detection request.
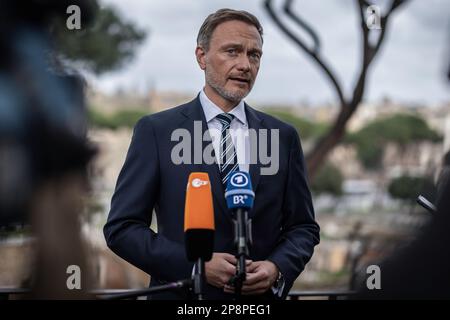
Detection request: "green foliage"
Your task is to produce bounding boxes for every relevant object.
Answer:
[346,114,442,169]
[88,109,113,129]
[51,2,146,74]
[388,175,436,201]
[265,109,328,140]
[88,109,148,129]
[311,163,343,196]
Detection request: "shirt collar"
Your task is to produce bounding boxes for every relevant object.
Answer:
[199,89,247,126]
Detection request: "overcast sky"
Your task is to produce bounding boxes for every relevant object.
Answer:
[93,0,450,106]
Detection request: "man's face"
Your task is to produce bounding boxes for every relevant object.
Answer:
[196,20,263,106]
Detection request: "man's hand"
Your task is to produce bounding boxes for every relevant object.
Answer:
[205,253,236,288]
[206,253,253,289]
[224,260,279,295]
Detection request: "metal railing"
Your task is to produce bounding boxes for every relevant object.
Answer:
[0,287,355,300]
[287,290,356,300]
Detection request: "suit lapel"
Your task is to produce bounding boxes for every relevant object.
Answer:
[245,103,265,194]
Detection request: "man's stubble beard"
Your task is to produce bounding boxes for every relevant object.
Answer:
[205,67,252,103]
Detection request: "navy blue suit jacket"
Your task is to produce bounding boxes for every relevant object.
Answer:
[104,96,320,299]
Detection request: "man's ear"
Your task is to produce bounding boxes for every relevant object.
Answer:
[195,46,206,70]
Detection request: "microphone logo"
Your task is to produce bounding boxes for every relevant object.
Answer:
[191,178,209,188]
[225,171,255,211]
[232,195,247,205]
[230,172,248,187]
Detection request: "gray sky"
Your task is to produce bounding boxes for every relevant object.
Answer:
[93,0,450,106]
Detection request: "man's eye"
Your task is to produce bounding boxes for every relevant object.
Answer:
[227,49,237,55]
[250,53,261,60]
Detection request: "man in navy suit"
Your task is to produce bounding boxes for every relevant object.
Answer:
[104,8,320,300]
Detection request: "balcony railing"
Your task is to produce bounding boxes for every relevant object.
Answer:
[0,287,355,300]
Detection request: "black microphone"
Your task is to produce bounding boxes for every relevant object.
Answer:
[102,173,215,301]
[224,171,255,297]
[184,172,215,300]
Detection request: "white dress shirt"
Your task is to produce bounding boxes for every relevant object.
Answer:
[199,90,250,173]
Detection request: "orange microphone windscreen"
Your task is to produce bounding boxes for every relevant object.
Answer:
[184,172,215,261]
[184,172,215,231]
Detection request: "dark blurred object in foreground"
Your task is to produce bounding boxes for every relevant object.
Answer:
[0,0,96,227]
[354,38,450,301]
[0,0,96,298]
[435,151,450,206]
[355,165,450,299]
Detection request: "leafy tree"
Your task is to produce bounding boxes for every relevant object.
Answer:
[88,109,149,129]
[264,0,411,179]
[266,109,328,140]
[311,163,343,196]
[51,2,146,74]
[388,175,436,203]
[346,114,442,169]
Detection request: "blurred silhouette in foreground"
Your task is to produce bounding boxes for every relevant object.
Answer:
[435,151,450,206]
[354,45,450,300]
[355,153,450,299]
[0,0,96,298]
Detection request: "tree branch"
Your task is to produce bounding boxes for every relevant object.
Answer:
[283,0,320,53]
[372,0,409,57]
[264,0,409,178]
[350,0,410,109]
[264,0,347,110]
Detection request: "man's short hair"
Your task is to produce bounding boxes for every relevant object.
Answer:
[197,8,263,51]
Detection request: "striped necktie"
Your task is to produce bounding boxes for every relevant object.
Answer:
[216,113,238,188]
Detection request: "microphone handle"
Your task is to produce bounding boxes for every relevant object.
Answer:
[233,207,251,298]
[235,208,249,257]
[194,258,205,300]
